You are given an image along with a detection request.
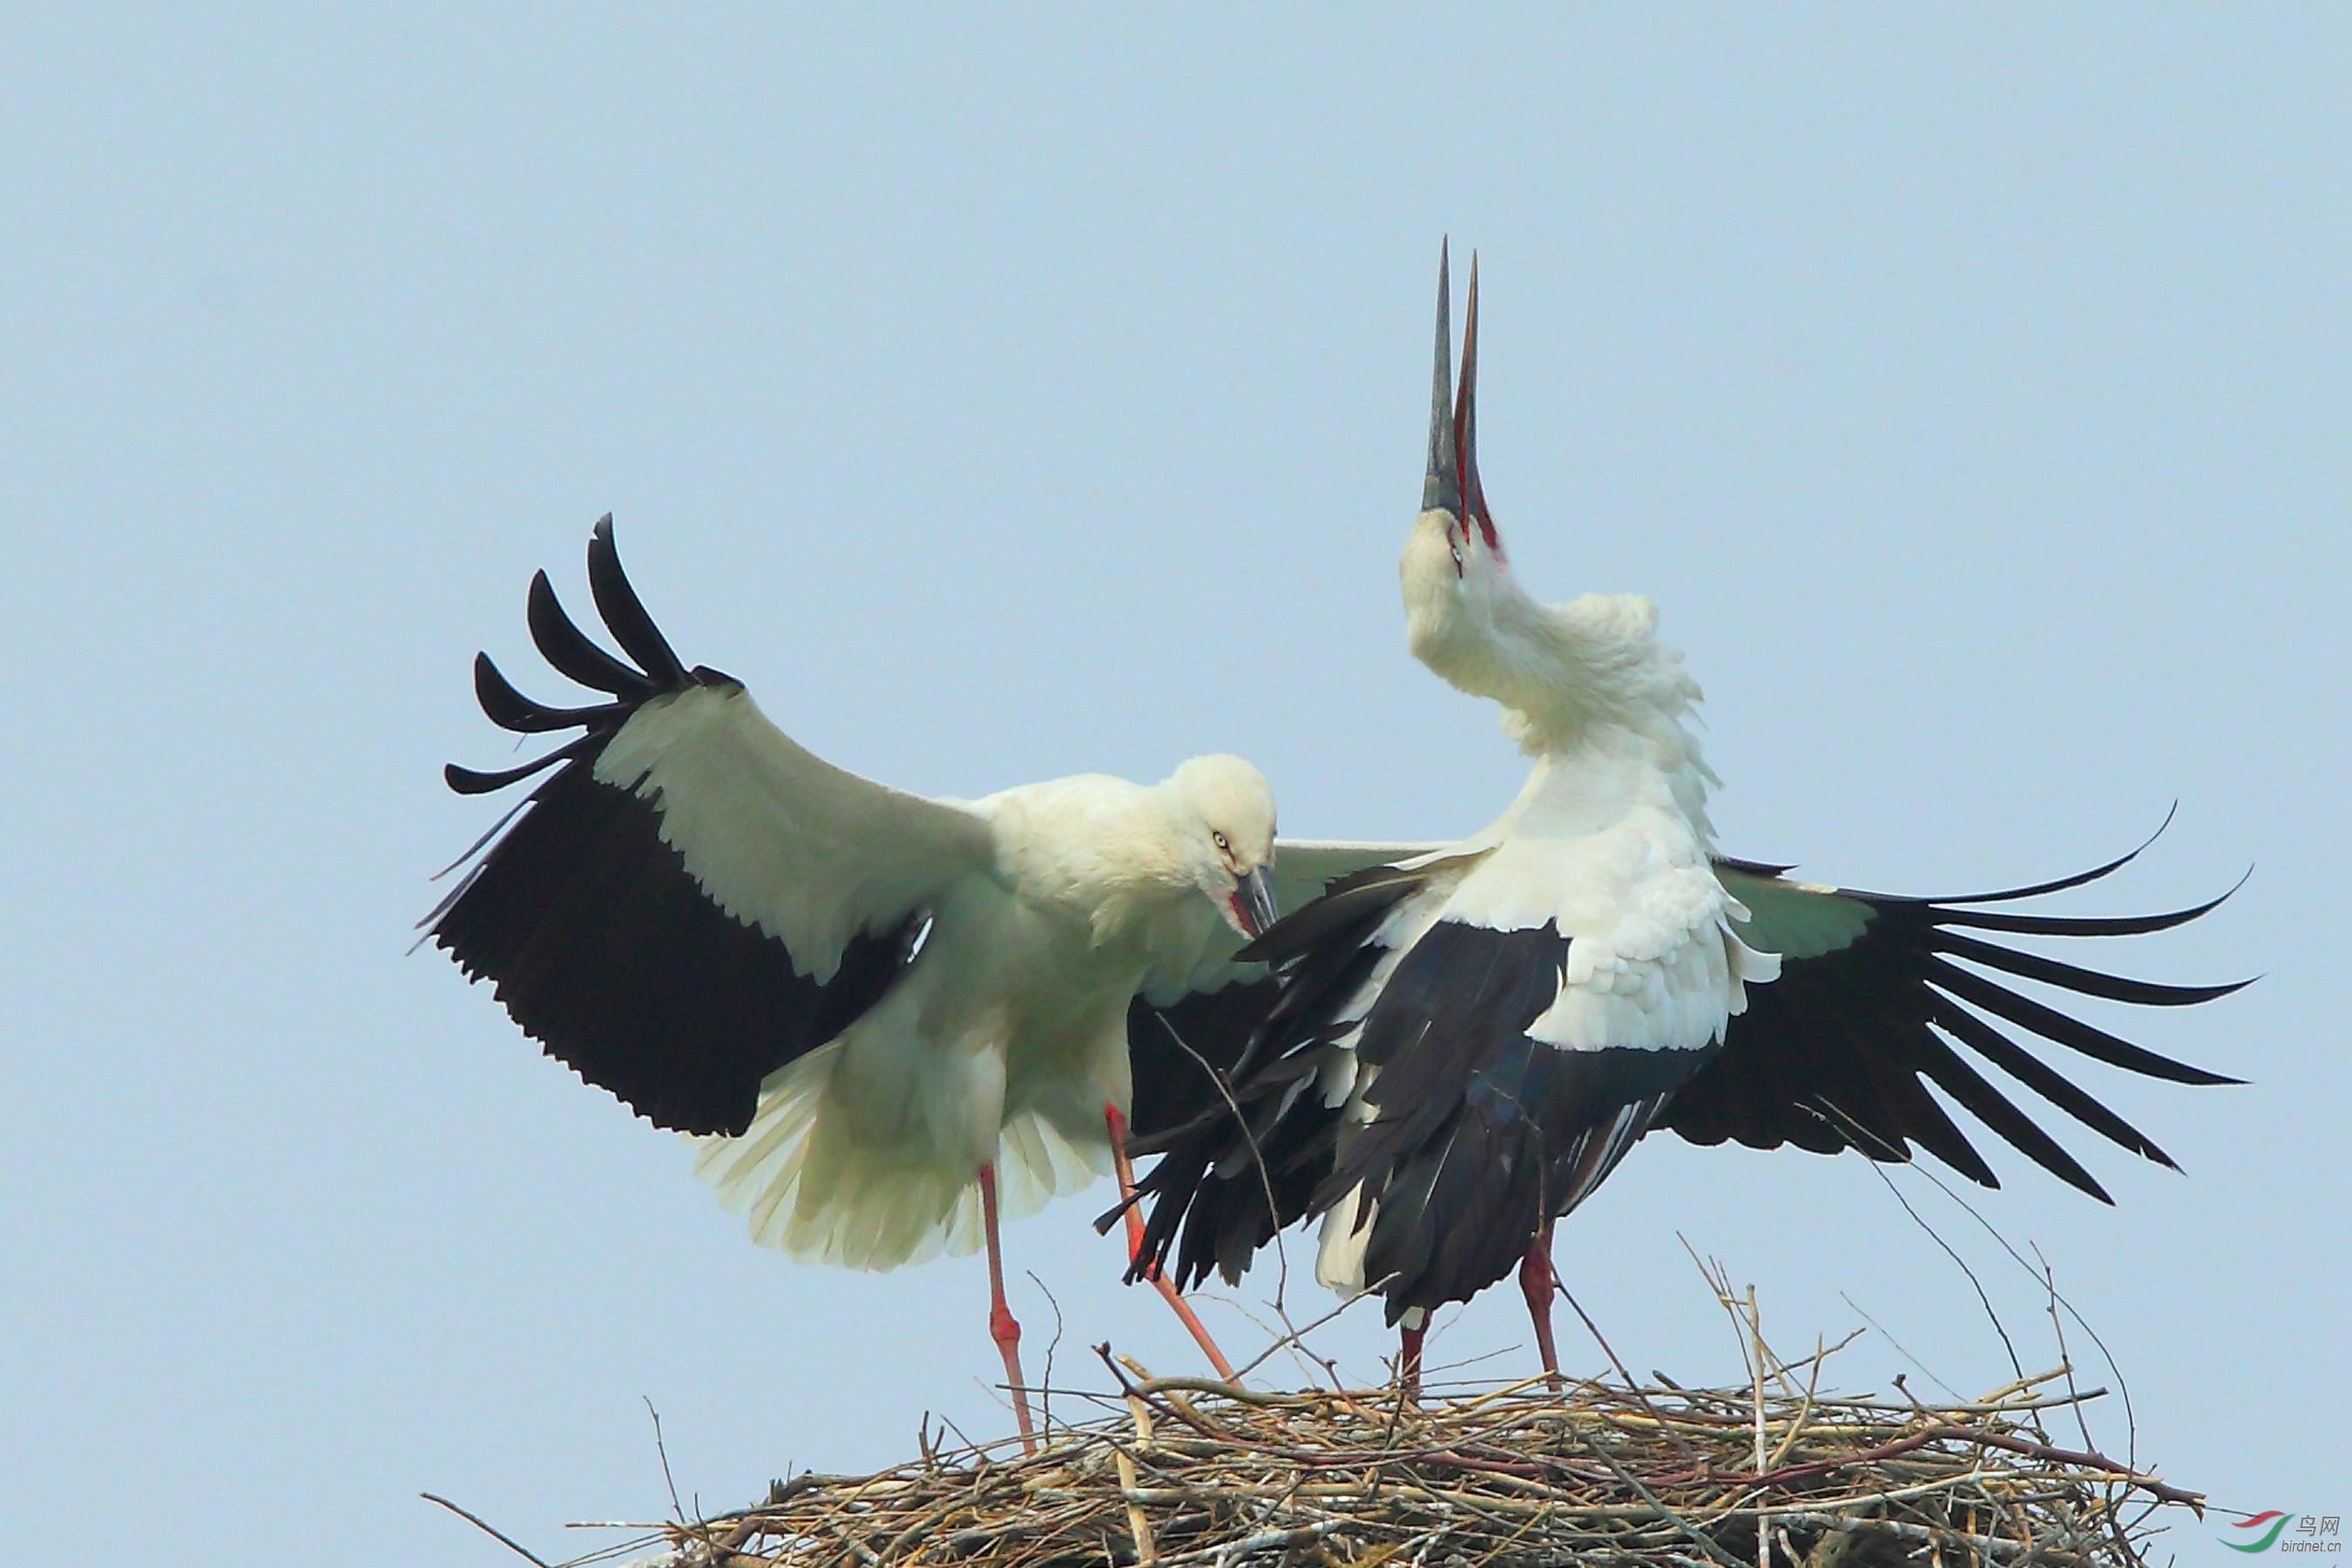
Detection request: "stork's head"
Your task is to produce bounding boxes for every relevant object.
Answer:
[1166,754,1279,940]
[1401,244,1516,676]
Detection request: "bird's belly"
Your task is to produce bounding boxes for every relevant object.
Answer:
[823,905,1132,1157]
[691,893,1139,1268]
[967,909,1139,1144]
[1000,963,1135,1133]
[825,982,1010,1173]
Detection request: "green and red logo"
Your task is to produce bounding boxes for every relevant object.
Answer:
[2226,1513,2295,1553]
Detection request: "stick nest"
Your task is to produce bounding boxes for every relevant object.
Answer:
[651,1358,2196,1568]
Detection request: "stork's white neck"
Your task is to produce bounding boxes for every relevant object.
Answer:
[1405,524,1701,738]
[1469,714,1722,859]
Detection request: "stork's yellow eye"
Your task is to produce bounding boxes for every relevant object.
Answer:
[1212,831,1230,852]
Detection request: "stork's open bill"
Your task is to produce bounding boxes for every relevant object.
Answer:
[1126,247,2247,1396]
[426,519,1356,1446]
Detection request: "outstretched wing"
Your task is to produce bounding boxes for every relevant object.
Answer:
[425,517,996,1136]
[1663,841,2247,1199]
[1131,832,2247,1294]
[1125,839,1436,1139]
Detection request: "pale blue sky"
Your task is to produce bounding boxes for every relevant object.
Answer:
[3,7,2345,1560]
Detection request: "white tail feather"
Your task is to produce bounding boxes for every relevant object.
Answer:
[690,1046,1109,1272]
[1315,1185,1375,1293]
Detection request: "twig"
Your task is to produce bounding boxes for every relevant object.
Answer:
[1027,1267,1064,1438]
[422,1493,555,1568]
[1757,1424,2200,1507]
[1563,1287,1703,1465]
[1229,1277,1391,1382]
[1747,1285,1768,1568]
[1116,1382,1160,1566]
[1838,1291,1969,1404]
[1860,1115,2141,1467]
[1879,1164,2027,1384]
[643,1398,686,1529]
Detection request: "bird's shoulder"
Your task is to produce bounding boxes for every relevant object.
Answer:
[970,769,1151,814]
[965,772,1164,860]
[961,772,1194,925]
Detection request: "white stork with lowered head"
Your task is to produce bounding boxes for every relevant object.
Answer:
[429,518,1341,1444]
[1126,248,2245,1393]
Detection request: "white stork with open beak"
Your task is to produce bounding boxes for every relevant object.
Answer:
[1127,248,2245,1393]
[428,518,1357,1444]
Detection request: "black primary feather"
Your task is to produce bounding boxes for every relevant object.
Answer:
[1125,973,1281,1143]
[1659,855,2247,1195]
[585,514,689,686]
[525,569,653,697]
[427,520,916,1134]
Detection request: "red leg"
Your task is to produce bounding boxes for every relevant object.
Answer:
[1518,1222,1562,1384]
[1106,1104,1237,1381]
[977,1164,1037,1453]
[1399,1319,1426,1400]
[1105,1104,1150,1263]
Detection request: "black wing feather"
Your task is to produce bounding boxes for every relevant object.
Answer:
[1923,956,2242,1085]
[1930,882,2240,938]
[1926,998,2175,1167]
[472,651,629,735]
[443,735,598,795]
[1850,814,2170,906]
[525,569,655,698]
[586,513,689,686]
[1905,1028,2110,1201]
[1125,866,1429,1291]
[1665,850,2244,1195]
[428,520,914,1135]
[1125,976,1281,1143]
[1936,930,2248,1008]
[1137,834,2243,1322]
